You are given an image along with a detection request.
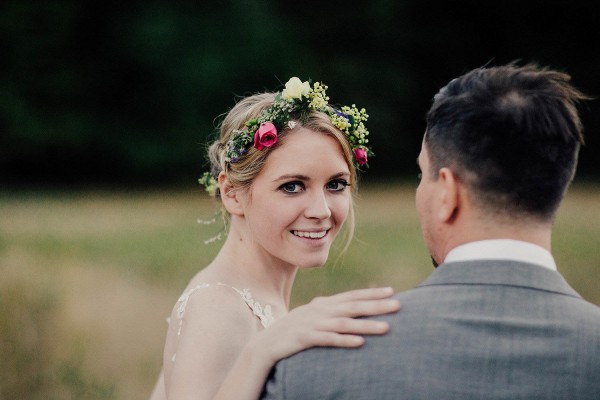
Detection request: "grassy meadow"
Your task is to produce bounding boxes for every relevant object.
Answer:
[1,183,599,399]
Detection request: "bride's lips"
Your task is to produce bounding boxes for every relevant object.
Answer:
[290,229,330,239]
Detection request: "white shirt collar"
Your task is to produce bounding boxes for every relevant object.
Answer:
[444,239,557,271]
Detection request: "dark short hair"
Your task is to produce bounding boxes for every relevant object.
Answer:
[425,63,588,221]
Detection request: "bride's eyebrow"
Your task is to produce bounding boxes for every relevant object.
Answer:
[273,174,310,183]
[329,172,351,180]
[272,171,349,183]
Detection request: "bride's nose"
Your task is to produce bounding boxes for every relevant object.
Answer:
[304,189,332,220]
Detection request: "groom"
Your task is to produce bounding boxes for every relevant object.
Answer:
[261,63,600,399]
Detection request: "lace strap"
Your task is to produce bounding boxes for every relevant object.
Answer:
[172,282,274,333]
[169,282,274,362]
[227,286,275,329]
[175,283,211,319]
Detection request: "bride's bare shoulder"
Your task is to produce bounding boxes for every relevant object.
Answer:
[170,282,256,329]
[162,281,258,376]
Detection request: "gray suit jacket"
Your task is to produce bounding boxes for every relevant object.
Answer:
[262,261,600,399]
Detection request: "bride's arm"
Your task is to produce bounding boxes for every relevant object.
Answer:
[163,285,260,400]
[148,369,165,400]
[212,287,400,400]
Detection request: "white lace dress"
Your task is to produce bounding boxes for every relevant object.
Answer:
[169,282,275,361]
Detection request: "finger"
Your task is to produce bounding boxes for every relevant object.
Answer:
[333,298,401,318]
[329,287,395,302]
[322,318,391,335]
[306,331,365,348]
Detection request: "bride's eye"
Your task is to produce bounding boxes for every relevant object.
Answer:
[279,181,304,194]
[326,179,349,192]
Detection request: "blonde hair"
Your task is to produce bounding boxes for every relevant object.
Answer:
[206,92,358,250]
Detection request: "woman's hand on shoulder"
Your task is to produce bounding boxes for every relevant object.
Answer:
[256,287,400,364]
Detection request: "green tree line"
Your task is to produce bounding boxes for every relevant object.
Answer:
[1,0,598,187]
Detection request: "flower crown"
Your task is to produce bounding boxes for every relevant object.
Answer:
[199,77,373,196]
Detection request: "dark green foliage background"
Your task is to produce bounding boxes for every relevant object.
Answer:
[1,0,599,187]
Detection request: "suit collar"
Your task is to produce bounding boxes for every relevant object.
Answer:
[444,239,556,271]
[418,260,581,299]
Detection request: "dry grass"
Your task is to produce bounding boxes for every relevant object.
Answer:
[1,183,599,399]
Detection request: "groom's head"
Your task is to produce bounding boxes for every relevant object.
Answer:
[416,63,587,264]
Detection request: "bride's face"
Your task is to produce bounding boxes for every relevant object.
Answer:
[239,127,351,269]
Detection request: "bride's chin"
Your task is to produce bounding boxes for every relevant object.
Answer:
[295,258,328,269]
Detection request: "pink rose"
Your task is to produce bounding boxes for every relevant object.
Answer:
[353,147,368,166]
[254,122,278,150]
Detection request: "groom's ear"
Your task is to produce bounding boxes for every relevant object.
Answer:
[436,167,459,223]
[219,172,245,216]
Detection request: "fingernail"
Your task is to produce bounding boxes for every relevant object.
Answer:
[377,321,389,329]
[352,336,365,345]
[388,300,401,308]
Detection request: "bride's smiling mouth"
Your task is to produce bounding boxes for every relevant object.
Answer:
[291,229,330,239]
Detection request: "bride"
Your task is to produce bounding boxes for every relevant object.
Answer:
[150,77,400,399]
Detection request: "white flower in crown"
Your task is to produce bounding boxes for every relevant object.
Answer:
[281,77,310,100]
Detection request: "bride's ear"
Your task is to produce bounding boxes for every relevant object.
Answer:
[219,172,244,216]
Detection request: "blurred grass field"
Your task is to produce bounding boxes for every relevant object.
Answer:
[1,183,599,399]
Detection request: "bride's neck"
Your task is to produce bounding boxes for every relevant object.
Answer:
[206,230,298,310]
